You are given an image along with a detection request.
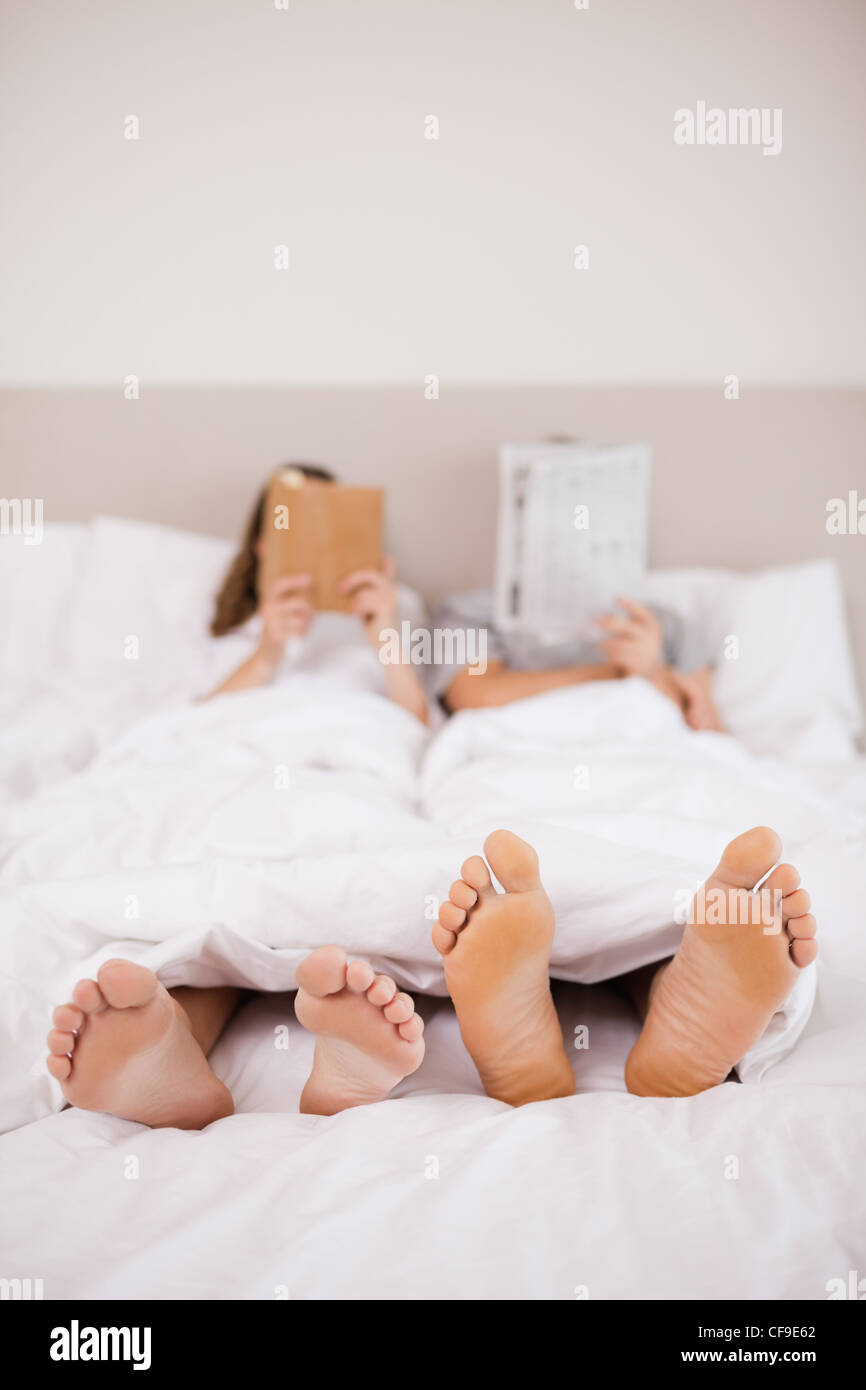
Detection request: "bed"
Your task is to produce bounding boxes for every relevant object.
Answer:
[1,517,864,1300]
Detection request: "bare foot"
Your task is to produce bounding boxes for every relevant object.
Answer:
[294,946,425,1115]
[625,826,818,1097]
[45,960,234,1129]
[433,830,574,1106]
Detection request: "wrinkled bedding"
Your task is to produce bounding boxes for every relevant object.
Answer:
[1,674,865,1298]
[5,677,863,1125]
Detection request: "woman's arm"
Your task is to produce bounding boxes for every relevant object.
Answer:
[203,575,314,699]
[341,560,430,726]
[205,643,283,697]
[381,658,431,725]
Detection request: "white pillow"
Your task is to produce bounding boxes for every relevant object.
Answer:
[644,561,862,757]
[0,521,90,682]
[11,521,862,757]
[62,515,431,704]
[63,516,235,699]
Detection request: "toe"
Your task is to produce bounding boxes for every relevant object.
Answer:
[53,1004,84,1032]
[764,863,800,898]
[432,923,456,956]
[439,901,466,931]
[787,912,817,940]
[449,880,478,911]
[72,978,107,1014]
[97,960,160,1009]
[398,1014,424,1042]
[782,888,811,920]
[791,938,818,968]
[346,959,377,994]
[483,829,541,893]
[460,853,495,897]
[365,973,397,1006]
[46,1029,75,1055]
[384,992,414,1024]
[46,1053,72,1081]
[296,945,349,996]
[715,825,782,889]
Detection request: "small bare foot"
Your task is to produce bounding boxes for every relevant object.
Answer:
[433,830,574,1106]
[625,826,818,1097]
[294,946,425,1115]
[45,960,234,1129]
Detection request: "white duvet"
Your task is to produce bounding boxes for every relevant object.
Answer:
[2,677,864,1119]
[2,589,865,1296]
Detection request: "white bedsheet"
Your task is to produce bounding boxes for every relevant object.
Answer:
[1,976,864,1300]
[1,677,865,1298]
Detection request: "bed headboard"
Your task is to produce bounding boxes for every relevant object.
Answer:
[2,384,865,703]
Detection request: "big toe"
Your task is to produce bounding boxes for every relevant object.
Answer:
[483,829,541,894]
[715,826,782,890]
[96,959,160,1009]
[296,945,349,997]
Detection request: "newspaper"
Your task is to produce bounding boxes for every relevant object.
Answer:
[493,442,651,638]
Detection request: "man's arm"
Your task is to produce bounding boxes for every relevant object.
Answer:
[668,665,724,731]
[443,659,622,711]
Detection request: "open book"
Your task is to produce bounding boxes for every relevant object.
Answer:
[493,442,651,637]
[257,468,384,612]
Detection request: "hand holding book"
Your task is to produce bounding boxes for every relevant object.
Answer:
[258,468,384,612]
[257,573,315,663]
[339,556,399,650]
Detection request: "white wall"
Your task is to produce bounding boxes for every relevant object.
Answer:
[1,0,864,387]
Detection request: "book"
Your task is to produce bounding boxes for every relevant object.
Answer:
[257,468,384,612]
[493,442,651,638]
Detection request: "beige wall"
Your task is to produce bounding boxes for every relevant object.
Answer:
[1,0,865,388]
[2,385,864,698]
[2,10,864,694]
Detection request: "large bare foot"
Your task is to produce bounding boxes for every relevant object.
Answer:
[45,960,234,1129]
[294,946,425,1115]
[433,830,574,1106]
[625,826,818,1097]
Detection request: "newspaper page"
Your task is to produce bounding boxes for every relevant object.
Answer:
[493,442,651,639]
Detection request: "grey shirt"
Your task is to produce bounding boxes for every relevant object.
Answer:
[429,588,713,701]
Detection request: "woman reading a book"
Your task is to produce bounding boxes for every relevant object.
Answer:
[202,464,429,724]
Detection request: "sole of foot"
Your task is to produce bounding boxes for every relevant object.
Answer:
[625,825,818,1097]
[45,959,234,1129]
[433,829,575,1106]
[294,945,425,1116]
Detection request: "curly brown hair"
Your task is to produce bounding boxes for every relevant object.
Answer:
[210,463,336,636]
